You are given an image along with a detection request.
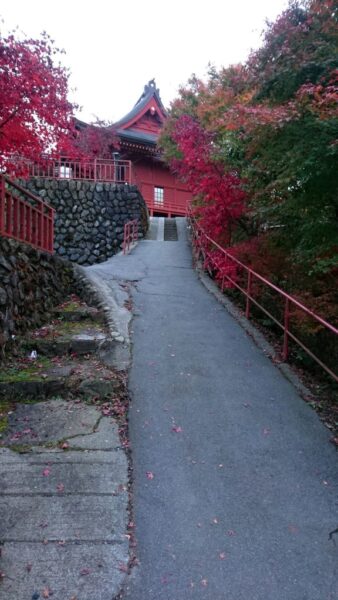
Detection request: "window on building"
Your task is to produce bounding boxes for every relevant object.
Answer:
[154,186,164,205]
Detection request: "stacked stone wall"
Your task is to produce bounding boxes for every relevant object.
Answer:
[22,179,148,265]
[0,237,74,348]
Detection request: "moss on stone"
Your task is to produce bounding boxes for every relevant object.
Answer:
[0,356,54,383]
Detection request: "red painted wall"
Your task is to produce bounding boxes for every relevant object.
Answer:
[132,159,191,217]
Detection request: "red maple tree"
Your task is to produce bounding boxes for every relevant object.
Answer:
[74,118,119,159]
[0,30,76,175]
[170,114,247,246]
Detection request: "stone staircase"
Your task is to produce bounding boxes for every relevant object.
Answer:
[0,296,131,599]
[0,295,128,445]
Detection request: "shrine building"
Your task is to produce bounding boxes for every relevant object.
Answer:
[77,80,192,218]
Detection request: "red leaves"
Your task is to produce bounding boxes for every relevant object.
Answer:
[59,441,69,450]
[74,119,120,161]
[226,529,236,537]
[146,471,154,480]
[0,30,77,176]
[42,467,51,477]
[169,115,247,246]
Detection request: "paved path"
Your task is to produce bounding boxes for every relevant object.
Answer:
[88,218,337,600]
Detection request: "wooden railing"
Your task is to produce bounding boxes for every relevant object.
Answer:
[0,176,54,253]
[138,182,190,217]
[29,157,133,185]
[123,220,138,254]
[189,212,338,383]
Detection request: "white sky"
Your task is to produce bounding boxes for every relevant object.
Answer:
[1,0,288,123]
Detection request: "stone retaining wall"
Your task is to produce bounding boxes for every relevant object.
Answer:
[22,178,148,265]
[0,237,74,348]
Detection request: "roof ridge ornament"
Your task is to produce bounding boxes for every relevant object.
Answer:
[144,78,157,95]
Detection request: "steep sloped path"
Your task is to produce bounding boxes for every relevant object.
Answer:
[89,219,337,600]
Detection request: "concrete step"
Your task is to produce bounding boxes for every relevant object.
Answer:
[0,365,73,399]
[51,305,105,323]
[23,322,111,357]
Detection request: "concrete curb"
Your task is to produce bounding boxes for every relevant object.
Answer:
[73,264,132,371]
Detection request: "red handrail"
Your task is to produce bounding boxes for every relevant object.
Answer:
[123,220,138,254]
[189,212,338,382]
[28,156,133,184]
[0,175,54,253]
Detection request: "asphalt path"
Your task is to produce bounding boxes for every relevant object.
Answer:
[93,219,338,600]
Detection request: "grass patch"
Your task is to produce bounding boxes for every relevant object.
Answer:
[0,400,15,435]
[0,356,54,383]
[59,301,84,312]
[27,318,106,341]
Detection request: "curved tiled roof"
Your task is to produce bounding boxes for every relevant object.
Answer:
[113,79,167,129]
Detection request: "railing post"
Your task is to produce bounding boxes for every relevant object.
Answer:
[6,191,12,237]
[50,208,54,253]
[282,297,290,361]
[245,270,252,319]
[0,176,5,235]
[123,223,127,255]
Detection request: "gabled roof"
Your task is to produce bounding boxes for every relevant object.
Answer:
[74,80,167,152]
[113,79,167,131]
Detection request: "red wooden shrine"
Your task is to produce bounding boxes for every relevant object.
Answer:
[77,80,192,217]
[113,79,192,217]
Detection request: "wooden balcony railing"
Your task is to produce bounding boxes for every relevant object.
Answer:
[28,157,133,185]
[0,176,54,253]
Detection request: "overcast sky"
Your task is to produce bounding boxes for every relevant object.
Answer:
[1,0,289,123]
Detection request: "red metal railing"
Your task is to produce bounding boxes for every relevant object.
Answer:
[189,213,338,382]
[29,157,133,184]
[0,175,54,253]
[123,219,138,255]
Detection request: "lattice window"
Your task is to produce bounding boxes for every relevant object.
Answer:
[154,186,164,205]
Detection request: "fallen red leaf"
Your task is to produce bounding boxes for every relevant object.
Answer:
[146,471,154,480]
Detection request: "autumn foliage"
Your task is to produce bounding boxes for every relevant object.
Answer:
[161,0,338,369]
[170,115,247,246]
[0,31,78,174]
[161,0,338,278]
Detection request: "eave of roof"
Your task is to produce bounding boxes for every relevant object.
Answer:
[118,128,158,145]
